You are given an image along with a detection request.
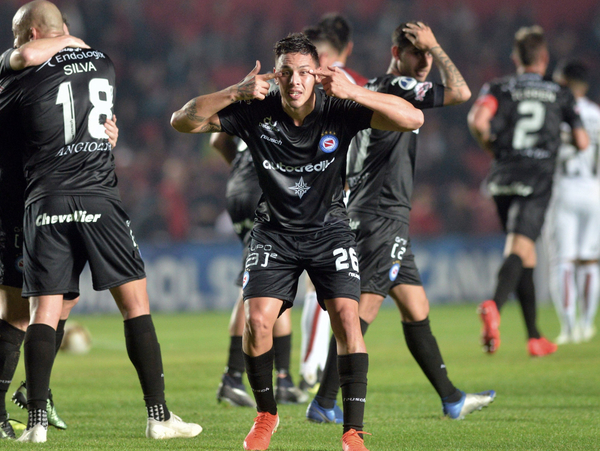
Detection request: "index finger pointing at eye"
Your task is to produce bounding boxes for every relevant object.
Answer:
[310,68,329,76]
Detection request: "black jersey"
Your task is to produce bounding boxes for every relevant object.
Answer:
[0,49,27,213]
[218,88,372,234]
[0,47,118,206]
[226,139,262,201]
[346,75,444,223]
[480,73,583,191]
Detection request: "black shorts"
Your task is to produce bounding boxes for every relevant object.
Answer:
[227,192,258,287]
[22,196,146,299]
[351,213,421,297]
[0,204,24,289]
[242,225,361,313]
[493,190,552,241]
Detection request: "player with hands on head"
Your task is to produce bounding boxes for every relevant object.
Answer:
[468,25,588,357]
[307,20,494,426]
[172,32,423,451]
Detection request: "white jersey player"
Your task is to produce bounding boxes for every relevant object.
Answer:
[546,60,600,343]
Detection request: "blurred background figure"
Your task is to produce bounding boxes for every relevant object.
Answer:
[545,60,600,344]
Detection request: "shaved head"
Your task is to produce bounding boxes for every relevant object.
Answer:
[12,0,64,47]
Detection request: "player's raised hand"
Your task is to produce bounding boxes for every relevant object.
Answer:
[235,61,279,101]
[402,22,439,51]
[311,66,356,100]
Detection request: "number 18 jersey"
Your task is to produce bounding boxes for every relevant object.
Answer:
[0,47,118,206]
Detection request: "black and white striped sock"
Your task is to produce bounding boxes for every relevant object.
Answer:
[147,403,170,422]
[27,408,48,429]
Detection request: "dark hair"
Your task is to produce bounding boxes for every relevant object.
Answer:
[318,13,351,54]
[558,60,589,84]
[513,25,546,66]
[274,33,319,66]
[392,22,417,53]
[302,25,324,44]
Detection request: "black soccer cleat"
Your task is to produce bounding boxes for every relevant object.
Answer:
[216,373,256,408]
[12,381,67,430]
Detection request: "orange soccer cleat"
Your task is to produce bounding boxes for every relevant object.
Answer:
[478,300,501,354]
[243,412,279,451]
[528,337,558,357]
[342,429,371,451]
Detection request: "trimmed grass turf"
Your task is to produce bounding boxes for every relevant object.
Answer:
[4,303,599,450]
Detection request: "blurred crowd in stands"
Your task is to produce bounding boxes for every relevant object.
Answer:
[2,0,599,242]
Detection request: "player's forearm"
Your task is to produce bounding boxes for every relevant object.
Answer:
[572,127,590,151]
[171,88,237,134]
[352,88,424,132]
[430,46,471,105]
[11,35,83,70]
[467,117,492,152]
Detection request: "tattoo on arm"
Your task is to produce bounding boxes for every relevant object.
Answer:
[236,79,255,99]
[183,99,221,132]
[184,100,204,123]
[199,122,221,133]
[430,46,467,101]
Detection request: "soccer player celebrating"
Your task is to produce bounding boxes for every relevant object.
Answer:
[299,14,369,397]
[0,31,119,439]
[546,60,600,344]
[468,26,588,356]
[307,21,496,424]
[2,0,201,442]
[172,33,423,451]
[211,132,307,407]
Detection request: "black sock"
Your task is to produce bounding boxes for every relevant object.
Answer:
[226,336,245,380]
[516,268,541,339]
[273,334,291,377]
[0,320,26,421]
[244,349,277,415]
[315,334,339,409]
[24,324,56,411]
[124,315,170,421]
[338,353,368,434]
[315,319,369,409]
[54,319,67,355]
[402,318,460,401]
[493,253,523,310]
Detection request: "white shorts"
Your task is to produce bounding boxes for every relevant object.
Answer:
[546,179,600,261]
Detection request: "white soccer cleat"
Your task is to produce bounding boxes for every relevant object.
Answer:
[555,332,572,345]
[17,424,47,443]
[146,413,202,439]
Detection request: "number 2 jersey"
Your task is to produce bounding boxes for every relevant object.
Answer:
[0,47,118,206]
[218,88,372,234]
[476,72,583,196]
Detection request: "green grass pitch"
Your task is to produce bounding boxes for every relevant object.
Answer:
[4,303,599,450]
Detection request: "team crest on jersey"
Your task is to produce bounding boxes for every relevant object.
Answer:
[389,262,401,281]
[319,134,339,153]
[15,256,24,274]
[392,76,417,91]
[242,271,250,288]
